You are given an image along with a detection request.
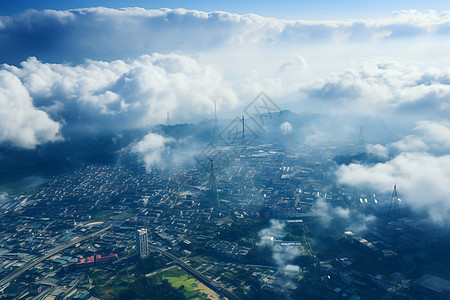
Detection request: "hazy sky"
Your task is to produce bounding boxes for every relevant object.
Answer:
[2,0,449,19]
[1,2,449,146]
[1,1,450,223]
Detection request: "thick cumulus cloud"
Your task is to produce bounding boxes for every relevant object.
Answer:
[0,70,61,148]
[132,132,174,172]
[1,8,450,63]
[336,121,450,225]
[2,7,450,150]
[3,55,450,151]
[301,60,450,117]
[2,54,239,139]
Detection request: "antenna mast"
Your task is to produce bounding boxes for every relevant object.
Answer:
[386,184,402,230]
[358,125,366,154]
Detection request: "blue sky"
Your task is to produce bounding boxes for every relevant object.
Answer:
[1,0,449,19]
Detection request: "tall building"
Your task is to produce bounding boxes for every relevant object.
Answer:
[136,228,149,259]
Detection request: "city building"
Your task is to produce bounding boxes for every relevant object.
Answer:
[413,274,450,299]
[64,254,118,272]
[136,228,149,258]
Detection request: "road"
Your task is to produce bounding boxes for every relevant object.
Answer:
[0,224,111,289]
[149,245,241,300]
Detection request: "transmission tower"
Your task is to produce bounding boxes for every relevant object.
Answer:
[386,184,402,229]
[212,100,219,144]
[358,125,366,154]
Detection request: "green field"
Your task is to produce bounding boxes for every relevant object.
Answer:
[91,209,117,220]
[155,267,217,300]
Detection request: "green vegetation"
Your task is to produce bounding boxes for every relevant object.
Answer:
[154,267,212,300]
[217,268,260,297]
[217,219,270,242]
[92,209,117,221]
[308,235,341,260]
[292,255,315,268]
[282,222,306,242]
[246,245,275,266]
[117,276,185,300]
[305,218,344,260]
[89,254,180,299]
[134,254,171,274]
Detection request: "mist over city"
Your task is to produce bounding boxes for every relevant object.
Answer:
[1,1,450,299]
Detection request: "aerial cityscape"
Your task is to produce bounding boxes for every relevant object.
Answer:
[1,1,450,299]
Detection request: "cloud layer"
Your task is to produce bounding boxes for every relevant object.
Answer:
[3,56,450,149]
[1,7,450,151]
[0,70,61,148]
[2,8,450,63]
[132,132,174,171]
[0,54,238,146]
[336,121,450,225]
[301,60,450,118]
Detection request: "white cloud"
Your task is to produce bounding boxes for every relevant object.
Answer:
[335,206,351,219]
[2,54,239,136]
[0,70,62,149]
[366,144,389,159]
[337,152,450,225]
[280,122,293,135]
[336,120,450,225]
[415,120,450,152]
[1,8,450,64]
[372,30,392,40]
[300,60,450,117]
[390,136,429,153]
[2,8,450,151]
[132,132,174,172]
[313,197,377,233]
[259,220,301,268]
[279,54,307,71]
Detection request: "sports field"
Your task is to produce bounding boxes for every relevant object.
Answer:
[153,266,220,300]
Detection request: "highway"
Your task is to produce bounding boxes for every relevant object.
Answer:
[1,225,241,300]
[149,245,241,300]
[0,224,111,289]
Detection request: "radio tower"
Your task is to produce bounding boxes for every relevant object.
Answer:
[358,125,366,154]
[212,100,219,144]
[166,112,171,126]
[386,184,402,230]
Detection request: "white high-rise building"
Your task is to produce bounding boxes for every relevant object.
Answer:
[136,228,149,259]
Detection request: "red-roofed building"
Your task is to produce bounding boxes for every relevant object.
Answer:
[64,254,118,272]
